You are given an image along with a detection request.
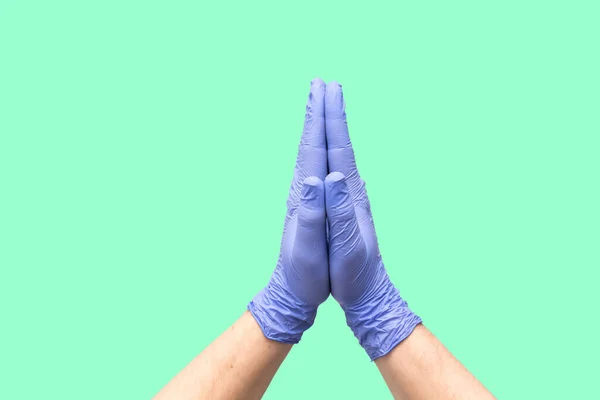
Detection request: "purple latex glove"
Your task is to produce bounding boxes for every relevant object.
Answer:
[248,79,329,343]
[324,82,422,360]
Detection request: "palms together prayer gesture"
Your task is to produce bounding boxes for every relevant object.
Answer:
[155,79,495,400]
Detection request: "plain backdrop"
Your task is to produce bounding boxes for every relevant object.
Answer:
[1,1,599,399]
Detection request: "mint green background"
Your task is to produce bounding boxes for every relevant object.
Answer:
[1,1,598,398]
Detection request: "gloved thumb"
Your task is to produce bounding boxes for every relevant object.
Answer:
[292,176,327,268]
[324,172,363,260]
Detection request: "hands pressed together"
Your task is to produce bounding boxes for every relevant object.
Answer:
[155,79,495,400]
[248,78,421,360]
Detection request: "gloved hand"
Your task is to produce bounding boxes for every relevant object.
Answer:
[324,82,422,360]
[248,78,329,343]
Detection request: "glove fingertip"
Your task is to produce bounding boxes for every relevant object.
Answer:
[300,176,325,210]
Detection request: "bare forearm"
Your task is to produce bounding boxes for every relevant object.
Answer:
[154,311,292,400]
[375,324,495,400]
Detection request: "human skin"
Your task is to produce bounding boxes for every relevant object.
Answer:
[375,324,496,399]
[154,78,327,399]
[153,311,291,400]
[154,79,495,399]
[324,81,495,398]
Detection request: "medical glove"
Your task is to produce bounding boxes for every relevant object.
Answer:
[248,79,329,343]
[324,82,422,360]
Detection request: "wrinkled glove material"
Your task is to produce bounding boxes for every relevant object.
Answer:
[248,79,329,344]
[323,82,422,360]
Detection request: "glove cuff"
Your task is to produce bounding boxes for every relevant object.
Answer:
[343,281,421,361]
[248,285,317,344]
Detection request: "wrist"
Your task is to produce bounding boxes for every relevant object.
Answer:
[248,284,317,344]
[342,277,421,360]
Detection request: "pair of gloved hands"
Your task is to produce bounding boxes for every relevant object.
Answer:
[248,79,421,360]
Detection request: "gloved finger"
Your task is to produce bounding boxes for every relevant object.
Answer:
[288,78,327,211]
[296,78,327,179]
[325,82,362,199]
[293,176,327,271]
[324,172,365,261]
